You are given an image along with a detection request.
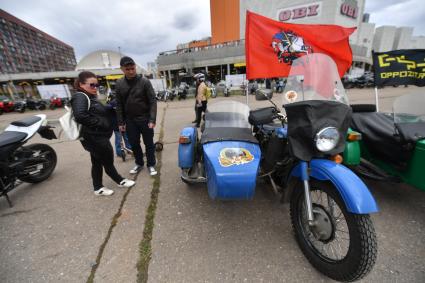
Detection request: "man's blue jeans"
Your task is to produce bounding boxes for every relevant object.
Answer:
[126,118,156,167]
[114,130,131,156]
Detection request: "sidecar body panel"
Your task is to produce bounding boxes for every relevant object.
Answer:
[291,159,379,214]
[203,141,261,200]
[178,127,197,169]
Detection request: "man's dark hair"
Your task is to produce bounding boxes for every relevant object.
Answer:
[120,56,135,67]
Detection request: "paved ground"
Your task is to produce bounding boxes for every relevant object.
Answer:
[0,86,424,283]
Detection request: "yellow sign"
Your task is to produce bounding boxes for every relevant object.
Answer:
[234,62,246,67]
[106,74,124,80]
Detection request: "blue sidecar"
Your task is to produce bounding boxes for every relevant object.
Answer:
[179,101,261,200]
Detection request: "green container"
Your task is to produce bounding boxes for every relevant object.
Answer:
[343,129,361,165]
[363,139,425,192]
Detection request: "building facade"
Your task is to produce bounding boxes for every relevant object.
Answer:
[157,0,424,86]
[0,9,76,74]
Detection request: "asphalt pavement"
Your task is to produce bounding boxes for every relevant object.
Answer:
[0,87,424,283]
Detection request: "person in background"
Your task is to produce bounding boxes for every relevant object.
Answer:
[72,71,135,196]
[193,73,208,128]
[115,56,158,176]
[106,92,132,158]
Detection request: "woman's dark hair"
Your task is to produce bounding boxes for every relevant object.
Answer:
[74,71,97,90]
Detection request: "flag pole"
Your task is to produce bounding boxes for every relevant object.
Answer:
[374,86,379,112]
[245,76,249,106]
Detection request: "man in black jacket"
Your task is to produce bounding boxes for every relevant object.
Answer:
[115,56,158,176]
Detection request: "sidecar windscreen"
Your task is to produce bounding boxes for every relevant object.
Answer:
[204,112,251,128]
[282,53,349,105]
[200,101,257,144]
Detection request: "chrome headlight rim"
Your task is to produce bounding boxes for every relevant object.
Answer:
[314,127,340,152]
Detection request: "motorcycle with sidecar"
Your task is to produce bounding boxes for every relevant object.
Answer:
[178,54,378,282]
[344,92,425,191]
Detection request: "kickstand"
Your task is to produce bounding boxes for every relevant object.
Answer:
[1,192,13,207]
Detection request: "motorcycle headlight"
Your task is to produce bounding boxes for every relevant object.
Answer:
[315,127,340,152]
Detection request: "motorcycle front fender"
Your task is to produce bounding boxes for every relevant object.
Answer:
[290,159,378,214]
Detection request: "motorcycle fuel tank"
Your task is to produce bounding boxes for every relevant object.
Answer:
[202,141,261,200]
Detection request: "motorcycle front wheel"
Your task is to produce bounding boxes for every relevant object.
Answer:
[18,143,57,183]
[290,180,377,282]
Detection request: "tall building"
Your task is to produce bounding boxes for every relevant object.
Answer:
[0,9,76,74]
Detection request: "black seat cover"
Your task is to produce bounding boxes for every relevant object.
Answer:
[351,112,413,169]
[0,131,28,148]
[11,116,41,127]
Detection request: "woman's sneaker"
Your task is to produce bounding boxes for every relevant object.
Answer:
[148,166,157,176]
[94,187,114,196]
[119,178,136,188]
[129,165,143,174]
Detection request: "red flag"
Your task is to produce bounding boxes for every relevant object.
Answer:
[245,11,355,79]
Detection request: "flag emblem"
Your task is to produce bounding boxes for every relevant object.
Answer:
[272,30,313,64]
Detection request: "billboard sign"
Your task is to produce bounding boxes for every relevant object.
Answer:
[36,84,71,99]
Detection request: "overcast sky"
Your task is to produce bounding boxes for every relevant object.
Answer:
[1,0,424,68]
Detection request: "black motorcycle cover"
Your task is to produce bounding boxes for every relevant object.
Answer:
[351,112,422,169]
[285,100,352,161]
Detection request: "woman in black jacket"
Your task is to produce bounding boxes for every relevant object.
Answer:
[72,71,135,196]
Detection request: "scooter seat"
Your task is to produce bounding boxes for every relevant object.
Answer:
[10,116,41,127]
[0,131,28,148]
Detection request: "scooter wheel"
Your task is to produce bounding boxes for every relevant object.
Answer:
[18,143,57,183]
[155,142,164,152]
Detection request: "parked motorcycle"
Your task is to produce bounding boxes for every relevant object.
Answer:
[223,86,230,97]
[61,97,71,107]
[14,100,26,113]
[156,89,175,102]
[0,114,57,207]
[0,95,15,115]
[49,96,63,110]
[176,83,188,100]
[26,98,47,111]
[208,85,217,98]
[345,92,425,191]
[178,54,378,281]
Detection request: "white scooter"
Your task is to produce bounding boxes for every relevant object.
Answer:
[0,114,57,207]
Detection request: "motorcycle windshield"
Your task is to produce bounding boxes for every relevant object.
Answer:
[282,53,349,105]
[393,92,425,123]
[392,92,425,143]
[205,100,251,128]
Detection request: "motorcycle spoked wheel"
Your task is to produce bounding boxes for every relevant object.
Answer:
[18,143,57,183]
[290,180,377,282]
